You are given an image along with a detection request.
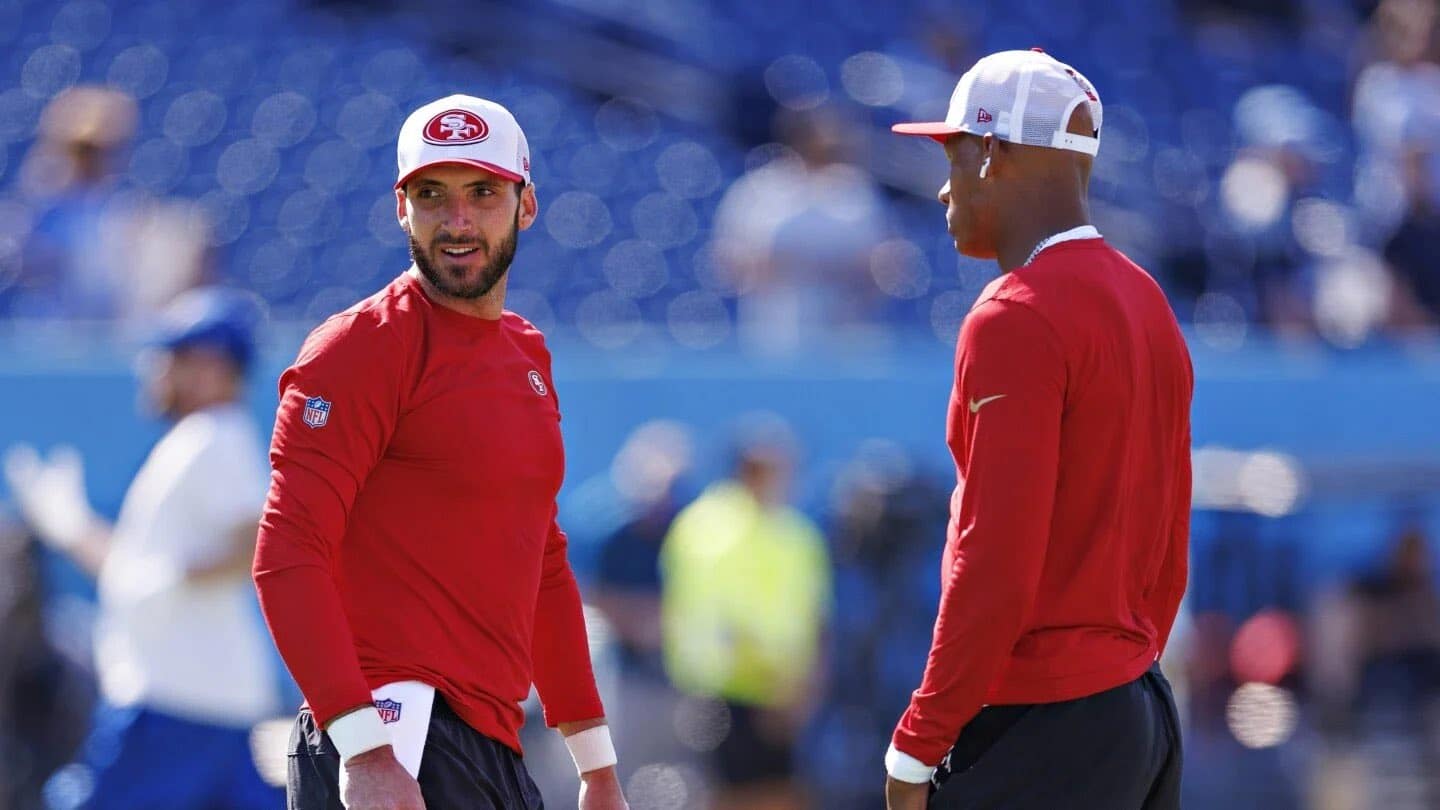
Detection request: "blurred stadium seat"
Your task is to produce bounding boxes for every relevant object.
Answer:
[0,0,1394,345]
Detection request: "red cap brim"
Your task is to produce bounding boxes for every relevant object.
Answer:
[891,122,962,143]
[395,159,526,189]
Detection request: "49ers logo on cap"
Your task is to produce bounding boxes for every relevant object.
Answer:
[423,109,490,145]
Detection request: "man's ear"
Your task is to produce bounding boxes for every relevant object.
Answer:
[518,183,538,231]
[395,187,409,233]
[1066,101,1096,137]
[980,133,1000,179]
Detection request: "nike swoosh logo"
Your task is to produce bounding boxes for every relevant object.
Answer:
[968,394,1007,414]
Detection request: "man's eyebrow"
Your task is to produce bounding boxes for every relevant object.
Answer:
[414,178,499,190]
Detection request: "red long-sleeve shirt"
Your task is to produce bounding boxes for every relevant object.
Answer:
[893,237,1193,767]
[253,271,603,754]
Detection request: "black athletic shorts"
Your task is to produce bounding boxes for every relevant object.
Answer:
[927,664,1182,809]
[287,694,544,810]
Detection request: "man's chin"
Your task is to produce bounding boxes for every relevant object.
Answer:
[436,281,491,300]
[423,261,482,296]
[433,270,504,300]
[953,235,996,260]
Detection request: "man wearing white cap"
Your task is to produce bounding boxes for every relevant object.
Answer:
[253,96,628,809]
[883,50,1193,808]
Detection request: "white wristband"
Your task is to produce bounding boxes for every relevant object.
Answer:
[564,725,617,775]
[885,743,936,784]
[327,706,390,763]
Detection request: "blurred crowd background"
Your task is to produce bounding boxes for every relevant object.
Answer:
[1,0,1439,807]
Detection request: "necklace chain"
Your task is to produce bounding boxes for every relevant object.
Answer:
[1025,234,1061,266]
[1023,226,1099,266]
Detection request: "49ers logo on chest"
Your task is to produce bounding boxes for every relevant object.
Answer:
[423,109,490,145]
[527,370,548,397]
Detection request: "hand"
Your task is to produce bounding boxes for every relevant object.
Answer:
[3,444,101,550]
[886,775,929,810]
[342,746,426,810]
[578,766,628,810]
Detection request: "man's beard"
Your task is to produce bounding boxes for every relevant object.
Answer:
[410,216,519,300]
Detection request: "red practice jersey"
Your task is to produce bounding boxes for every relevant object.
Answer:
[253,271,603,754]
[893,237,1194,766]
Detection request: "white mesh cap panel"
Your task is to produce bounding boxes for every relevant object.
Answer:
[943,50,1102,155]
[946,59,1024,140]
[1018,63,1094,147]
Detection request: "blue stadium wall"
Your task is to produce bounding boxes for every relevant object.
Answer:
[3,334,1439,599]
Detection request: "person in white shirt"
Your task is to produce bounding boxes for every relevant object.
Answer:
[710,107,891,355]
[4,287,282,809]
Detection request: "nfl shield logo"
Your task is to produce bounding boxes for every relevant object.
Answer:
[302,396,331,429]
[375,698,402,724]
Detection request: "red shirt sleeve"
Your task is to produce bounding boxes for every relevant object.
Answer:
[531,508,606,726]
[252,313,405,727]
[892,298,1067,766]
[527,352,605,727]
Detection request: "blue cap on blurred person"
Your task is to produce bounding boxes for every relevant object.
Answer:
[149,287,262,372]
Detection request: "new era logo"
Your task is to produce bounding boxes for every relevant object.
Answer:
[976,108,993,123]
[375,698,402,724]
[302,396,331,429]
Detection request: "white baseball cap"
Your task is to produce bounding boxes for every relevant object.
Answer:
[893,48,1102,156]
[395,94,532,189]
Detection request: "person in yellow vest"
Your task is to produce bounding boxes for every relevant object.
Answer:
[659,415,831,810]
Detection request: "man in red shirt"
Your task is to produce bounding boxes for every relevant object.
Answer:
[253,95,628,810]
[884,50,1193,809]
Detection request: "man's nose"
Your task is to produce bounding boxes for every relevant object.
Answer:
[938,179,951,206]
[443,197,474,229]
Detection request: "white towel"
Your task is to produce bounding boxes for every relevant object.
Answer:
[338,681,436,805]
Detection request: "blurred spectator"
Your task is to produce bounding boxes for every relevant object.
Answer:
[660,414,831,810]
[810,442,948,809]
[1351,0,1440,330]
[824,442,947,725]
[710,107,889,355]
[0,516,94,810]
[4,86,208,324]
[1380,115,1440,326]
[1341,525,1440,714]
[593,419,696,678]
[1352,0,1440,173]
[1212,87,1333,336]
[1311,523,1440,807]
[2,288,281,809]
[1348,527,1439,695]
[588,421,699,798]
